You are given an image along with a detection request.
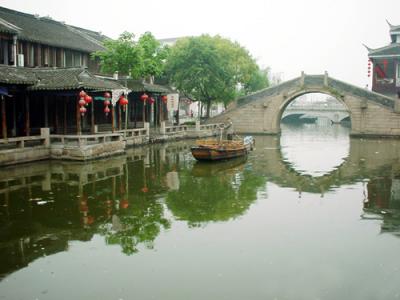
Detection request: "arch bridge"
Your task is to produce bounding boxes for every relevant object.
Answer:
[209,72,400,137]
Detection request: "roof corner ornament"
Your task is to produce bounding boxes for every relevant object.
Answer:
[362,43,372,52]
[386,19,393,29]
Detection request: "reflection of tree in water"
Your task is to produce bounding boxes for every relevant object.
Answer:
[97,158,171,255]
[166,165,265,227]
[98,198,170,255]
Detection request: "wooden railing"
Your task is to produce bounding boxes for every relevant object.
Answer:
[50,133,123,146]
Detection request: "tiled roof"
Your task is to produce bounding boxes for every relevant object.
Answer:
[368,43,400,58]
[0,66,36,84]
[0,6,106,53]
[123,79,172,93]
[0,66,124,91]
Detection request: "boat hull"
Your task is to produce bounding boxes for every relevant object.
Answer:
[191,146,248,161]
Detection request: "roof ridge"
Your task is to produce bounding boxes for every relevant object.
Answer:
[0,15,21,32]
[368,43,399,53]
[65,24,105,49]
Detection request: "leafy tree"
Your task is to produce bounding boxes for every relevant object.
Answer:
[164,35,269,117]
[137,32,169,82]
[92,31,168,81]
[92,32,141,77]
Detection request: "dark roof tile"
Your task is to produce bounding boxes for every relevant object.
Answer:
[0,6,106,53]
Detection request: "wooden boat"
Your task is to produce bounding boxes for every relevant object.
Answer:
[191,136,254,161]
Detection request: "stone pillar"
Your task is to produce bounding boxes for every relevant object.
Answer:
[160,121,166,135]
[41,128,50,147]
[395,97,400,113]
[195,120,200,132]
[144,122,150,137]
[300,71,305,86]
[324,71,329,86]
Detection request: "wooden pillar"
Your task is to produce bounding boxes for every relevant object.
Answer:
[111,105,115,133]
[118,105,122,131]
[76,97,81,135]
[63,97,67,135]
[44,95,48,127]
[91,100,95,134]
[55,97,59,133]
[1,95,7,139]
[124,105,128,131]
[142,103,146,123]
[12,98,16,137]
[25,95,30,136]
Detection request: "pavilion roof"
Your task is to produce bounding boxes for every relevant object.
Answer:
[0,66,124,91]
[122,79,172,94]
[367,43,400,58]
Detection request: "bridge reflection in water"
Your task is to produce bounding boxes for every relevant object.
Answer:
[1,126,400,298]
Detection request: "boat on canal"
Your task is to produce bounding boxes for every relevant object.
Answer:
[191,136,254,161]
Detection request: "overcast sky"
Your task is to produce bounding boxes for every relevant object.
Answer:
[2,0,400,87]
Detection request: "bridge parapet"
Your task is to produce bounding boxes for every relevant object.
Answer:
[208,72,400,137]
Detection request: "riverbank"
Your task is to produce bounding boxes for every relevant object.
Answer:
[0,121,223,166]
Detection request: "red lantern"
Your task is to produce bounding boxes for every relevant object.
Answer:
[84,95,92,104]
[120,97,128,106]
[79,99,86,106]
[141,187,149,193]
[104,100,111,106]
[80,106,87,116]
[104,106,110,115]
[120,199,129,209]
[148,97,155,104]
[79,90,86,99]
[104,92,111,99]
[140,93,148,102]
[161,95,168,103]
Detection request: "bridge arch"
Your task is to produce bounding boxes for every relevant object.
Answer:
[277,90,351,127]
[208,73,399,137]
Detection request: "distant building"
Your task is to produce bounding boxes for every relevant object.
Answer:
[365,21,400,98]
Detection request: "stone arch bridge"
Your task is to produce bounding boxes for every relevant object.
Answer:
[209,72,400,137]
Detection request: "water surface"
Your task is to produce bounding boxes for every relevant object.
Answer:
[1,124,400,300]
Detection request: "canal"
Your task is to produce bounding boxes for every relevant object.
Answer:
[1,123,400,300]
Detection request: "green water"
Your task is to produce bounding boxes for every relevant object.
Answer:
[1,124,400,300]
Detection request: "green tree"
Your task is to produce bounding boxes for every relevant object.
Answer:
[137,32,169,82]
[164,35,269,117]
[92,32,141,77]
[92,31,168,80]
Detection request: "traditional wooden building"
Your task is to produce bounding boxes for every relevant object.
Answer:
[366,21,400,98]
[0,6,105,72]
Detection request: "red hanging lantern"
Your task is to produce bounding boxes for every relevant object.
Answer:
[148,97,155,104]
[79,99,86,107]
[104,106,110,116]
[104,92,111,99]
[140,93,149,102]
[120,97,128,106]
[79,90,86,99]
[84,95,93,104]
[104,100,111,106]
[161,95,168,103]
[120,199,129,209]
[80,106,87,116]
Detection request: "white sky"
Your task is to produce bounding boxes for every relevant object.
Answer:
[1,0,400,87]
